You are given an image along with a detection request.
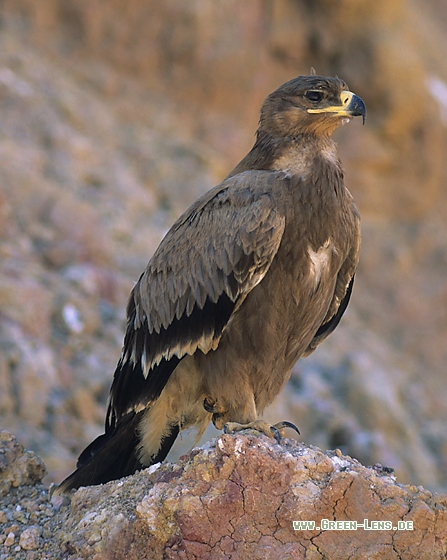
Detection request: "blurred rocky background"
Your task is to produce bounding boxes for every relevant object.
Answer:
[1,0,447,492]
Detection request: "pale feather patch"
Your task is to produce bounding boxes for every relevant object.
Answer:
[274,142,340,176]
[273,145,313,178]
[308,240,332,289]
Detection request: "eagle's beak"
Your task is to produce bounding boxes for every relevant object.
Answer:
[307,91,366,124]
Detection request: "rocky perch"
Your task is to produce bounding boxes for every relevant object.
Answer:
[1,430,447,559]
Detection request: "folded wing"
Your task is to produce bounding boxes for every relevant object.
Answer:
[107,170,288,428]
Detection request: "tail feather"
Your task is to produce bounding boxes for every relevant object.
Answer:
[55,411,181,494]
[56,411,144,494]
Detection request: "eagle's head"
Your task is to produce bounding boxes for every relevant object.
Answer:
[259,75,366,138]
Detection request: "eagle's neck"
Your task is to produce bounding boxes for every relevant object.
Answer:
[226,132,342,181]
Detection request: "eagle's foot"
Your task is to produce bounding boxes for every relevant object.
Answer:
[224,420,300,444]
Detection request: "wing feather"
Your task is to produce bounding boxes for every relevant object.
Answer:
[108,170,288,423]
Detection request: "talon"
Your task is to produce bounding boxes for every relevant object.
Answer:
[272,421,300,437]
[270,425,282,444]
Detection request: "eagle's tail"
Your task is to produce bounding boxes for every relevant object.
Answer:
[55,412,180,494]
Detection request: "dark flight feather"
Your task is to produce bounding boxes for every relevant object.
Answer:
[59,411,144,490]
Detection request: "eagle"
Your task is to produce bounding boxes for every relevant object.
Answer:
[57,74,365,492]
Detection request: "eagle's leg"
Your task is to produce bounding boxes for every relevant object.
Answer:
[223,420,300,444]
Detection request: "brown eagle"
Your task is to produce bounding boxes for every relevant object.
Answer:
[58,74,365,492]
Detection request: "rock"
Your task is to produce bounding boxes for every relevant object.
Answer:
[0,431,46,497]
[4,532,15,547]
[56,434,447,559]
[19,526,42,550]
[2,430,447,559]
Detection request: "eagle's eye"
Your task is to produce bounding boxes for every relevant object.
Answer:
[305,90,323,103]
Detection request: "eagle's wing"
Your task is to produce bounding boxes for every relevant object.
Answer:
[107,170,287,426]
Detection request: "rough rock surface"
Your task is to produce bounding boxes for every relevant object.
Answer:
[0,431,46,498]
[1,431,447,560]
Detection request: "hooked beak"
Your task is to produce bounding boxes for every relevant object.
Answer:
[307,91,366,124]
